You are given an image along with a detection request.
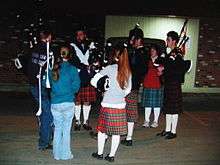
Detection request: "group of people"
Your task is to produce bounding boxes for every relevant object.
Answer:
[20,24,191,162]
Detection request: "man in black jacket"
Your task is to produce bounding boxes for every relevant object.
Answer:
[70,28,97,131]
[156,31,191,139]
[121,36,149,146]
[28,29,53,150]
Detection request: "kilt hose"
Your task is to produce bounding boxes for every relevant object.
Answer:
[163,81,183,114]
[125,90,139,122]
[141,88,164,108]
[97,107,127,135]
[76,85,97,103]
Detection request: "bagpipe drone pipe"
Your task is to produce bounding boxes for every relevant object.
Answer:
[167,19,192,74]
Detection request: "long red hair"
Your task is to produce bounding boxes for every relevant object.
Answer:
[114,47,131,89]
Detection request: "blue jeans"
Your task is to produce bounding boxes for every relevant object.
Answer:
[51,102,75,160]
[30,85,53,149]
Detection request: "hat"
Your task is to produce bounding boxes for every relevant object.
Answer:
[129,23,144,40]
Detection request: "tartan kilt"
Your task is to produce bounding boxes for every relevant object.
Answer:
[76,85,97,103]
[97,107,127,135]
[125,90,138,122]
[163,82,183,114]
[141,88,164,108]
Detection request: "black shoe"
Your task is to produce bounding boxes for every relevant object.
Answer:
[156,130,171,137]
[74,124,81,131]
[83,124,92,130]
[105,154,114,162]
[45,144,53,150]
[121,139,132,146]
[165,133,177,140]
[92,152,103,160]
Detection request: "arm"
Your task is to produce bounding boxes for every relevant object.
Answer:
[71,67,81,93]
[90,66,110,91]
[166,55,185,75]
[125,75,132,96]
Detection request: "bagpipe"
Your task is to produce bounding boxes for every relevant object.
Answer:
[168,19,189,57]
[162,19,192,74]
[88,41,105,72]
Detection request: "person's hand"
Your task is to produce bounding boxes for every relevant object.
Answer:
[157,66,164,72]
[157,66,164,76]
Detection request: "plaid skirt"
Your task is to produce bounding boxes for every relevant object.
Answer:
[97,107,127,135]
[76,85,97,103]
[125,90,138,122]
[163,82,183,114]
[141,88,164,108]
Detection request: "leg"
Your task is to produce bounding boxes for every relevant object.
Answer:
[165,114,178,139]
[126,122,134,141]
[151,107,160,128]
[109,135,120,157]
[105,135,120,162]
[51,105,63,160]
[97,131,107,155]
[74,103,81,131]
[31,86,53,149]
[121,122,134,146]
[171,114,178,134]
[156,114,172,137]
[143,107,151,127]
[61,103,74,160]
[165,114,172,132]
[92,131,106,160]
[82,104,92,130]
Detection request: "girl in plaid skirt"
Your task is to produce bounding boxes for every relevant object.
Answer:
[141,45,164,128]
[91,44,132,162]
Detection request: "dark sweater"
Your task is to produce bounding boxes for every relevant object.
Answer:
[27,42,50,85]
[155,53,190,84]
[128,46,149,90]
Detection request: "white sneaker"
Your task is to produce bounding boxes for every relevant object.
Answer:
[151,122,158,128]
[142,121,150,127]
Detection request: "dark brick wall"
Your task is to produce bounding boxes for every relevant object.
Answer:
[0,13,105,86]
[195,18,220,87]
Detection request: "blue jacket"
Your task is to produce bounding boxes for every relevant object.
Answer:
[50,61,80,104]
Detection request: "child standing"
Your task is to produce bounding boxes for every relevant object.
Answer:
[50,46,80,160]
[142,45,164,128]
[91,44,132,162]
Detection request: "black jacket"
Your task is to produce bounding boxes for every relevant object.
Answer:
[155,53,190,84]
[69,41,95,87]
[27,42,49,85]
[128,46,149,90]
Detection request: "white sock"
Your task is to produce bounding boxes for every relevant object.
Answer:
[75,105,81,124]
[153,107,160,123]
[97,132,107,155]
[83,105,91,124]
[126,122,134,141]
[144,107,151,123]
[165,114,172,132]
[109,135,120,157]
[171,114,178,134]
